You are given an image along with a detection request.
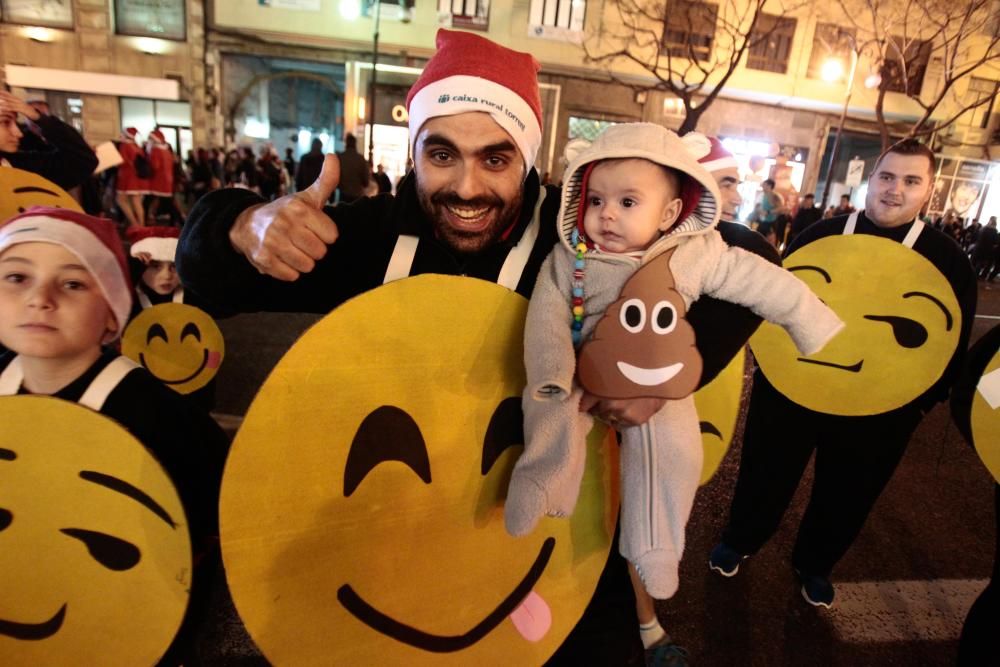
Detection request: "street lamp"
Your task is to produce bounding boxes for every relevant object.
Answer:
[819,45,859,210]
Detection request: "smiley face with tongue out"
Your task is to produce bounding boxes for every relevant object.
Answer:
[218,276,618,665]
[121,303,224,395]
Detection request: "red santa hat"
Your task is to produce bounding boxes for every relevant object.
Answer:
[122,127,139,142]
[127,226,179,262]
[149,129,166,144]
[681,133,739,174]
[406,29,543,172]
[0,207,132,338]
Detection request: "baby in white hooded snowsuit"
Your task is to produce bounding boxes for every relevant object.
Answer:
[504,124,845,599]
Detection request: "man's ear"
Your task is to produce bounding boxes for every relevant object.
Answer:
[102,311,120,345]
[659,198,683,232]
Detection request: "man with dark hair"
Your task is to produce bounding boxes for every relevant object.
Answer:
[335,133,370,203]
[787,193,821,246]
[752,178,783,246]
[709,138,977,608]
[295,138,324,194]
[833,193,855,217]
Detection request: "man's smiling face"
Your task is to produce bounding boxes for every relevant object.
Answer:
[414,112,526,254]
[865,152,933,228]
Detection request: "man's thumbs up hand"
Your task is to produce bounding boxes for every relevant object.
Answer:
[229,153,342,281]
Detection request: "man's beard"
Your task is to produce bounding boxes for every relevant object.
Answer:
[416,179,524,255]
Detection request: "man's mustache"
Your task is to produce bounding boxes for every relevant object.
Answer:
[430,192,504,210]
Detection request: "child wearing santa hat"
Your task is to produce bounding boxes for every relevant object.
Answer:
[0,206,228,665]
[127,225,183,314]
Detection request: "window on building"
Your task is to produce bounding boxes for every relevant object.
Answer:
[438,0,489,30]
[0,0,74,28]
[114,0,186,40]
[881,37,931,95]
[807,24,855,81]
[746,13,797,74]
[528,0,586,40]
[363,0,414,20]
[568,116,617,142]
[661,0,718,62]
[965,77,998,129]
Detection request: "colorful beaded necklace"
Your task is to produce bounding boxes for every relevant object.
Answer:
[570,228,587,346]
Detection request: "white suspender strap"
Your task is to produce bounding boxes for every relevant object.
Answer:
[842,210,860,235]
[497,188,546,291]
[843,210,923,248]
[0,357,24,395]
[172,287,184,303]
[136,286,153,310]
[78,356,140,411]
[901,220,924,249]
[383,234,419,285]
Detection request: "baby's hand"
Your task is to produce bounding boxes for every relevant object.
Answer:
[579,393,667,429]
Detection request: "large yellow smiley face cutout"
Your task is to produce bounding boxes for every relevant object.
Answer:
[751,235,961,416]
[220,276,618,665]
[0,168,82,221]
[122,304,224,395]
[971,334,1000,484]
[0,396,191,666]
[693,349,745,485]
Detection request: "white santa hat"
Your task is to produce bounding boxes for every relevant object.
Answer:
[405,29,543,172]
[127,225,179,262]
[0,207,132,338]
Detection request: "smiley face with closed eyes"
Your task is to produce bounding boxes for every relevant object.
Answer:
[121,304,224,395]
[0,396,190,665]
[219,276,617,665]
[751,234,961,416]
[0,168,82,221]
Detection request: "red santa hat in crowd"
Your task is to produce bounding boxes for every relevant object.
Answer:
[681,133,739,175]
[127,225,179,262]
[148,129,167,145]
[405,29,543,172]
[122,127,140,142]
[0,207,132,338]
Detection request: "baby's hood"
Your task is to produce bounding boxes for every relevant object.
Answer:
[557,123,722,255]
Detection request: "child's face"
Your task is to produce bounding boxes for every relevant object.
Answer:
[0,242,118,360]
[142,260,179,295]
[582,159,682,253]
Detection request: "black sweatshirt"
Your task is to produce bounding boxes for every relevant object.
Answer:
[1,114,98,191]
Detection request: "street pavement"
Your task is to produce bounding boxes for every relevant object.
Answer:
[197,280,1000,665]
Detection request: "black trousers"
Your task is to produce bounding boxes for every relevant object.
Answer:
[958,483,999,666]
[722,371,924,577]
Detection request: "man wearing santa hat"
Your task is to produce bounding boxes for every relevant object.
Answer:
[177,31,777,663]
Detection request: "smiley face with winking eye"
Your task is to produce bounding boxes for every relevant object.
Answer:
[751,234,961,416]
[219,276,618,665]
[0,396,191,665]
[121,303,224,395]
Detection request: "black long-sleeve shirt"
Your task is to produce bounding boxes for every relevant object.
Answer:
[0,114,98,190]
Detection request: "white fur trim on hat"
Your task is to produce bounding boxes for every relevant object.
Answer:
[407,75,542,171]
[0,217,131,337]
[130,236,178,262]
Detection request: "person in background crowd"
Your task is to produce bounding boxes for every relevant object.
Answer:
[295,138,325,195]
[335,133,370,204]
[235,147,259,191]
[257,146,283,202]
[0,90,97,192]
[373,163,392,194]
[972,217,998,279]
[284,148,297,192]
[832,193,855,217]
[787,193,822,247]
[115,127,150,228]
[145,130,176,225]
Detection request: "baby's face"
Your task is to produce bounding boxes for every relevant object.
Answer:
[582,159,681,253]
[141,261,179,296]
[0,242,117,359]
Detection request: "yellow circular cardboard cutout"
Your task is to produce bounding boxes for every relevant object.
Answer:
[751,235,961,416]
[971,344,1000,484]
[220,276,618,665]
[0,168,82,221]
[0,396,191,666]
[122,303,224,395]
[694,348,744,485]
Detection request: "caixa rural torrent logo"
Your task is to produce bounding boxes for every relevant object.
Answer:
[438,94,450,103]
[434,93,526,132]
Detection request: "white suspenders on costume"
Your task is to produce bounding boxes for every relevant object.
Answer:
[0,356,140,411]
[382,188,547,290]
[136,286,184,310]
[843,210,924,248]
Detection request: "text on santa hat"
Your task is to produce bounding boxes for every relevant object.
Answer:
[436,94,527,133]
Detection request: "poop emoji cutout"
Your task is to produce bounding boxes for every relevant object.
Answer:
[578,249,703,400]
[121,303,224,395]
[0,168,82,221]
[751,235,961,416]
[0,396,191,666]
[219,276,617,665]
